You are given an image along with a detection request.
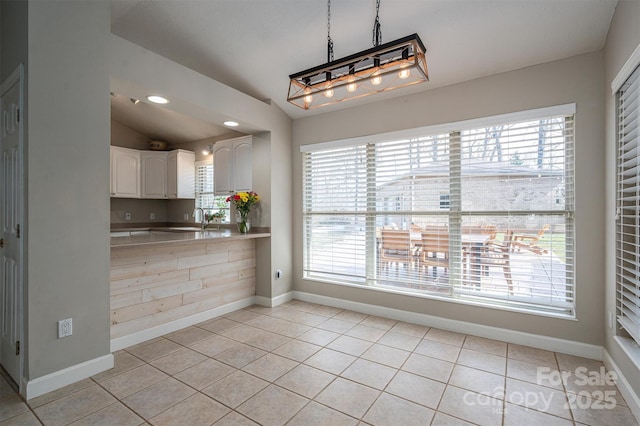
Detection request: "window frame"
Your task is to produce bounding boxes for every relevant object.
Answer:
[194,159,229,223]
[615,60,640,346]
[301,104,576,317]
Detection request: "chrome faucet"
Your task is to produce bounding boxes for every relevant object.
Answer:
[194,208,206,230]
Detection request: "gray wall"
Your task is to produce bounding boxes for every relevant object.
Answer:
[604,0,640,402]
[1,0,28,379]
[27,1,111,377]
[292,51,605,345]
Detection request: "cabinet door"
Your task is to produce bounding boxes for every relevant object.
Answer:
[233,138,252,192]
[168,150,195,198]
[110,147,140,198]
[213,142,233,195]
[141,152,167,198]
[167,151,178,197]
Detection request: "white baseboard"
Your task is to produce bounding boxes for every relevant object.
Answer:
[25,354,114,401]
[291,291,603,360]
[110,296,256,352]
[255,292,293,308]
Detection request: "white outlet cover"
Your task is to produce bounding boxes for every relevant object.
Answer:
[58,318,73,338]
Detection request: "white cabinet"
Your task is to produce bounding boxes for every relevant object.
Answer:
[110,147,195,199]
[140,151,167,198]
[214,135,252,195]
[167,149,195,198]
[110,146,140,198]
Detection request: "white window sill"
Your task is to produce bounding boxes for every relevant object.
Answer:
[614,335,640,371]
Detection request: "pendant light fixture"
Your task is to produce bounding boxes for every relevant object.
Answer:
[287,0,428,110]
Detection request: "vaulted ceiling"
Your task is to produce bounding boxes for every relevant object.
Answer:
[110,0,617,143]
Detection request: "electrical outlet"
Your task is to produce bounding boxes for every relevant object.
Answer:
[58,318,73,338]
[150,212,155,220]
[184,213,190,220]
[125,212,131,221]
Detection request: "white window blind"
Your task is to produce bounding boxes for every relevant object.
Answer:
[303,105,575,316]
[616,63,640,344]
[195,160,229,223]
[195,161,215,210]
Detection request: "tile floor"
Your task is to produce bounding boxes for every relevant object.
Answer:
[0,300,638,425]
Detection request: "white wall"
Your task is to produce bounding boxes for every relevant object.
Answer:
[26,1,111,378]
[292,51,605,346]
[604,0,640,404]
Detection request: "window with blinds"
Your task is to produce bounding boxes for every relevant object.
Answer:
[616,63,640,344]
[302,104,575,316]
[195,161,229,222]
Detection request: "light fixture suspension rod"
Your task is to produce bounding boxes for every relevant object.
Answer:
[372,0,382,46]
[327,0,334,62]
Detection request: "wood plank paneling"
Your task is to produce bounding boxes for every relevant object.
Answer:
[110,239,256,340]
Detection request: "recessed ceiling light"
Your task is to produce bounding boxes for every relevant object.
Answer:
[146,95,169,104]
[224,121,239,127]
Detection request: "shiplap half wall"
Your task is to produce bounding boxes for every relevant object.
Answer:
[110,239,256,339]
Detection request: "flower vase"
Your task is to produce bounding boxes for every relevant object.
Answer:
[236,211,251,233]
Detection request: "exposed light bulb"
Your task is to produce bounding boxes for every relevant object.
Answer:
[371,71,382,86]
[324,84,334,98]
[346,76,357,93]
[304,88,313,106]
[398,67,411,80]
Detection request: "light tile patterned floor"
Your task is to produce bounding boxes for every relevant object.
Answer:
[1,300,638,425]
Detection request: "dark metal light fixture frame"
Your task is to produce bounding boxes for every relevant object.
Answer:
[287,33,428,110]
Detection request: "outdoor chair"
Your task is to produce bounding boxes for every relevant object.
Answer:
[513,224,550,255]
[418,231,449,277]
[479,230,514,294]
[379,230,413,271]
[462,224,497,279]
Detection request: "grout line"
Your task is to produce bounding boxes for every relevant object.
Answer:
[18,303,628,425]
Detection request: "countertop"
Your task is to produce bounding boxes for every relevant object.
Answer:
[110,227,270,248]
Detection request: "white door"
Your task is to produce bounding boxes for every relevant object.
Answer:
[0,66,24,385]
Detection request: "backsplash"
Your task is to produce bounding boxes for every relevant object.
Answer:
[110,198,196,225]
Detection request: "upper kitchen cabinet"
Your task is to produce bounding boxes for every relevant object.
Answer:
[140,151,167,198]
[167,149,195,199]
[110,146,140,198]
[110,147,195,199]
[214,135,252,195]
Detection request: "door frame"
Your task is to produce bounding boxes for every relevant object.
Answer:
[0,64,25,392]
